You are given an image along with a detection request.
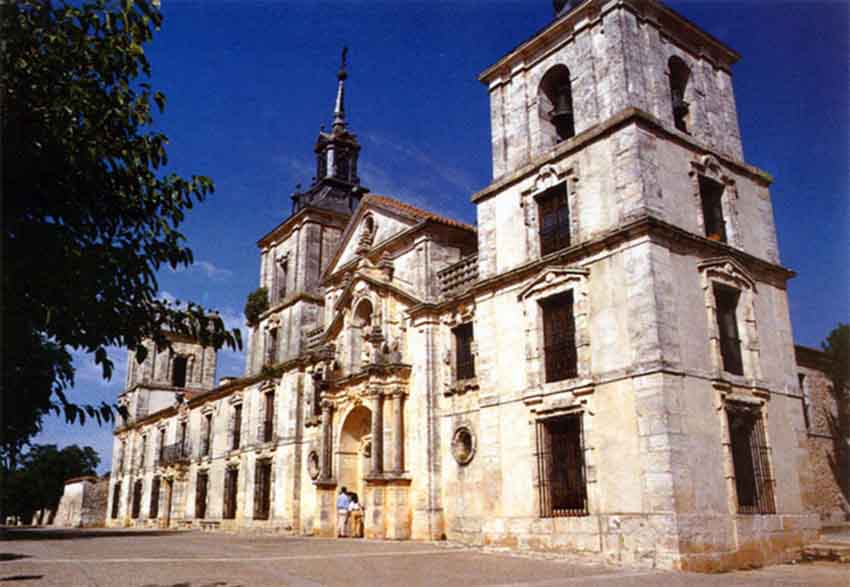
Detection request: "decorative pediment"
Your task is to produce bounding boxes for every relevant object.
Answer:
[533,163,561,192]
[518,265,590,302]
[690,154,736,188]
[323,199,420,280]
[698,257,756,292]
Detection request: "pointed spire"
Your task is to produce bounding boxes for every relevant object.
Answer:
[332,46,348,133]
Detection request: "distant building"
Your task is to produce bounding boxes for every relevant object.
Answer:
[107,0,847,571]
[53,475,109,528]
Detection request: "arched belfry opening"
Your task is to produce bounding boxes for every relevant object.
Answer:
[338,405,372,503]
[351,299,374,372]
[539,65,575,146]
[668,56,691,133]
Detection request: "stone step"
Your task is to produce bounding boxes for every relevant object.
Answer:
[803,542,850,563]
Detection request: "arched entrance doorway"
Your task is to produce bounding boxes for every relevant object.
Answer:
[338,405,371,504]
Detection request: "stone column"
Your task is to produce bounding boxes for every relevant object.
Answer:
[370,391,384,477]
[319,400,334,481]
[392,391,404,474]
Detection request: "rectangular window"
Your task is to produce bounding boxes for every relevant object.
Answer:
[541,291,578,383]
[202,413,213,457]
[131,480,143,519]
[699,176,727,243]
[276,260,288,303]
[111,483,121,519]
[223,467,239,519]
[232,404,243,450]
[195,471,208,520]
[263,391,275,443]
[536,414,587,517]
[267,328,279,365]
[150,476,161,519]
[537,184,571,256]
[139,435,147,469]
[172,356,188,387]
[158,428,166,465]
[253,459,273,520]
[118,440,126,473]
[179,421,188,455]
[453,323,476,381]
[714,283,743,375]
[727,405,775,514]
[798,373,810,431]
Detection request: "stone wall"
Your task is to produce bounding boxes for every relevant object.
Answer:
[53,476,108,528]
[796,347,849,525]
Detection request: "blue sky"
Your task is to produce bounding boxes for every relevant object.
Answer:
[33,1,849,473]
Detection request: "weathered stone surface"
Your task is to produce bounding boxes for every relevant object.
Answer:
[103,0,842,575]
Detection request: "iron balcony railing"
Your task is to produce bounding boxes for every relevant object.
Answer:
[438,254,479,297]
[159,442,192,467]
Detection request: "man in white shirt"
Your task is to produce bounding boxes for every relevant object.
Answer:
[336,487,351,537]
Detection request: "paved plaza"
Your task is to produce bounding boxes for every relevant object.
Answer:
[0,528,846,586]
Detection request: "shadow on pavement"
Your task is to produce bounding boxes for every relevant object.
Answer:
[141,583,243,587]
[0,553,30,561]
[0,576,44,582]
[1,528,178,541]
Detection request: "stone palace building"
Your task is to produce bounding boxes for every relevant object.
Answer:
[107,0,848,571]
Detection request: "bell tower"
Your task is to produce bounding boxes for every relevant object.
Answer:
[480,0,743,179]
[467,0,808,571]
[291,47,365,216]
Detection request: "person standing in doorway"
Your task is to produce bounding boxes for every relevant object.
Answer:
[348,492,364,538]
[336,487,351,537]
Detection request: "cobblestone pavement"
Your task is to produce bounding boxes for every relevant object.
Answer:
[0,528,846,586]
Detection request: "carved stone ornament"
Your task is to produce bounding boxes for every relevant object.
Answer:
[307,450,320,480]
[451,426,476,466]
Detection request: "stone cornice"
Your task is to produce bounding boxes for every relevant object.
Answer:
[471,107,772,205]
[257,206,350,249]
[410,215,795,319]
[479,0,739,85]
[258,292,325,324]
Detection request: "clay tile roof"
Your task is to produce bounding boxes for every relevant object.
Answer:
[363,194,476,232]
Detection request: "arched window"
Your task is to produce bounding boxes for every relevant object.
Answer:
[668,56,691,133]
[539,65,575,146]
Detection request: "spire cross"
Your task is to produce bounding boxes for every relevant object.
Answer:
[333,46,348,132]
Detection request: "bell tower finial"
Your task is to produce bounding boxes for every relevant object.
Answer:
[333,46,348,133]
[290,48,365,217]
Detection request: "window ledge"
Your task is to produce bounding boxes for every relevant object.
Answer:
[523,377,594,405]
[445,378,479,396]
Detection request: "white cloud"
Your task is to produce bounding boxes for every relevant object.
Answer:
[193,260,233,281]
[365,132,478,195]
[168,260,233,281]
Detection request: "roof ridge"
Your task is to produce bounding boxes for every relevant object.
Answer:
[364,193,476,231]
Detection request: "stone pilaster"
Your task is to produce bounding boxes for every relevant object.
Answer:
[391,390,404,474]
[319,400,334,482]
[369,390,384,477]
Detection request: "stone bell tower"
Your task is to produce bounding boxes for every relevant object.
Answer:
[467,0,811,571]
[248,50,365,375]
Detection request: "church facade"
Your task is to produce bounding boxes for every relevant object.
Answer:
[107,0,847,571]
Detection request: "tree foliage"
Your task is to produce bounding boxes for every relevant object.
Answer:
[2,444,100,524]
[1,0,242,461]
[821,323,850,501]
[822,322,849,388]
[244,287,270,328]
